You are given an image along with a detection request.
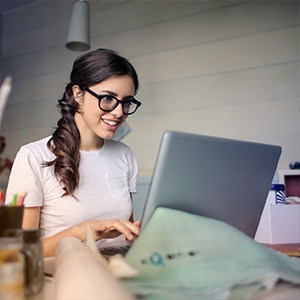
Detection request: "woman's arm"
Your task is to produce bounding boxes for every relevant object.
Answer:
[22,207,141,257]
[43,219,141,257]
[22,206,40,228]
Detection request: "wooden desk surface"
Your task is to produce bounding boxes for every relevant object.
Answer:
[262,243,300,257]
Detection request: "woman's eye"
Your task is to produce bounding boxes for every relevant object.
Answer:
[123,101,131,108]
[102,95,115,102]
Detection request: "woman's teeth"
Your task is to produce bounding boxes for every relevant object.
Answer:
[102,119,118,126]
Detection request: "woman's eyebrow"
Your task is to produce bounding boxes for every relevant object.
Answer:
[99,90,118,96]
[100,90,135,98]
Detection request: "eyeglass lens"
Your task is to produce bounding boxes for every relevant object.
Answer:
[100,96,137,115]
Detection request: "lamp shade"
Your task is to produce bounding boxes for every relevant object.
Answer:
[66,0,90,51]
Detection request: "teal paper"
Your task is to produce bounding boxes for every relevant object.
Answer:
[124,207,300,299]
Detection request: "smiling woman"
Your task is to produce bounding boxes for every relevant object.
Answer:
[5,48,142,257]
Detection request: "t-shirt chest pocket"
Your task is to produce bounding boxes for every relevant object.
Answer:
[105,171,129,199]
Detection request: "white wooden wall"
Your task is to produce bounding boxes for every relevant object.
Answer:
[1,0,299,181]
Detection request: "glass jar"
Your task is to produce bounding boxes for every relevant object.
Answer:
[22,229,44,296]
[0,235,25,300]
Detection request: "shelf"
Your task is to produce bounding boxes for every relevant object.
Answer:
[278,170,300,198]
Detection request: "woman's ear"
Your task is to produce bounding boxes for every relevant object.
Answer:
[72,85,84,105]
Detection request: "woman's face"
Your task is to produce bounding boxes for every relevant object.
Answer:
[73,75,136,145]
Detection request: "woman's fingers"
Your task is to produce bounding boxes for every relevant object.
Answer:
[133,219,141,227]
[92,223,107,230]
[93,219,140,241]
[105,221,135,240]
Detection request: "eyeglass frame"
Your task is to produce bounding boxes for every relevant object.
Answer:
[82,87,141,115]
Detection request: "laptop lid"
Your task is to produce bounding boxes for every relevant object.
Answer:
[141,130,281,238]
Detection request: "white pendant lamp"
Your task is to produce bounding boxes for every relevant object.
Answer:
[66,0,90,51]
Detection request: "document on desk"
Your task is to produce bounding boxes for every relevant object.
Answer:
[124,207,300,300]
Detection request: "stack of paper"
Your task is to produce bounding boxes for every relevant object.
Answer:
[124,207,300,300]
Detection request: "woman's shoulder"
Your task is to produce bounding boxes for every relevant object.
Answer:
[21,136,51,150]
[18,136,53,159]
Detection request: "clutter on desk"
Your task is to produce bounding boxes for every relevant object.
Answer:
[0,205,24,236]
[22,229,44,295]
[0,232,24,300]
[0,190,44,299]
[0,190,26,235]
[124,207,300,300]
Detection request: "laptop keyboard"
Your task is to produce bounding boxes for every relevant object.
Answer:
[99,244,131,258]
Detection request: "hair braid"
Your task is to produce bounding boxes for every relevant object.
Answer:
[44,85,80,197]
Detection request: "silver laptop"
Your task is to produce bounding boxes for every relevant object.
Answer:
[99,130,281,257]
[140,130,281,238]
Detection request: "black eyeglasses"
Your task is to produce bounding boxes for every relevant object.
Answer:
[83,87,141,115]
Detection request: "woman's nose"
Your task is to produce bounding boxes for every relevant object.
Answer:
[111,102,124,117]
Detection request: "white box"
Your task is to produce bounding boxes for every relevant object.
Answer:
[255,198,300,244]
[269,204,300,244]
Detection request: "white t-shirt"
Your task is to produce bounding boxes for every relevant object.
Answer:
[6,137,138,240]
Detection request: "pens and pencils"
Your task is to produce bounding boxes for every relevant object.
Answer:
[10,192,26,206]
[0,191,25,236]
[11,193,17,206]
[0,190,4,206]
[0,190,26,206]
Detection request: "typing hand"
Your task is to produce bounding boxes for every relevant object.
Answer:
[73,219,141,242]
[96,219,141,240]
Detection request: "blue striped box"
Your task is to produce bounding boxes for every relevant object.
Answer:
[271,184,286,205]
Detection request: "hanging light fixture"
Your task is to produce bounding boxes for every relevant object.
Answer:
[66,0,90,51]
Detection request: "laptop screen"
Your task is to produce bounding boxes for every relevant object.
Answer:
[141,131,281,238]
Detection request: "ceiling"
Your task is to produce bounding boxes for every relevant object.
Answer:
[0,0,41,14]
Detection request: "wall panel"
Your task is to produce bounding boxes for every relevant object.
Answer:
[95,1,298,58]
[133,27,298,84]
[0,0,298,180]
[137,62,298,114]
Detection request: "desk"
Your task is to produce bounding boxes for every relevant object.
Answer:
[28,277,55,300]
[28,258,55,300]
[28,256,300,300]
[262,243,300,257]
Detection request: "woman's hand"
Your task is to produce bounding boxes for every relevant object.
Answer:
[72,219,141,242]
[42,219,141,257]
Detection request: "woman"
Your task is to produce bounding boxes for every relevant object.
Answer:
[6,48,142,257]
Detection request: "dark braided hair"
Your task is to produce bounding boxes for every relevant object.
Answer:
[44,48,139,197]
